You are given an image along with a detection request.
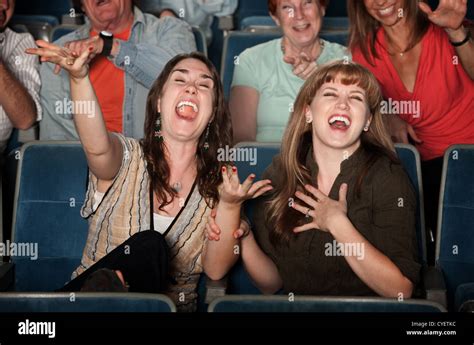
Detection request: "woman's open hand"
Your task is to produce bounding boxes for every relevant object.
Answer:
[291,183,348,234]
[25,40,93,79]
[419,0,467,31]
[385,115,422,145]
[218,165,273,206]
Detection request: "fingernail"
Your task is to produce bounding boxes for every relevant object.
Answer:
[232,166,237,172]
[88,46,93,51]
[250,174,255,179]
[222,166,226,172]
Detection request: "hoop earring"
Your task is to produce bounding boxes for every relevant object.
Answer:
[203,123,210,151]
[154,112,163,141]
[363,124,370,132]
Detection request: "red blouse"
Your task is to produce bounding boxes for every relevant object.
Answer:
[353,24,474,161]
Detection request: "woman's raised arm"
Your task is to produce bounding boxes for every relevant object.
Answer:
[27,40,123,181]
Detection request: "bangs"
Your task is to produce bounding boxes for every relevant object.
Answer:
[322,63,373,91]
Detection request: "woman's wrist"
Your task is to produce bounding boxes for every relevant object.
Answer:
[327,214,351,238]
[70,74,89,84]
[446,25,468,42]
[217,200,242,212]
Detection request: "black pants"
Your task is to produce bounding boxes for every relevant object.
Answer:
[58,230,169,293]
[421,157,444,266]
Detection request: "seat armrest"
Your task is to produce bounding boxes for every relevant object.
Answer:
[204,275,228,304]
[422,266,447,308]
[0,262,14,291]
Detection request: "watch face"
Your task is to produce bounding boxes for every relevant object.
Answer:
[101,31,113,37]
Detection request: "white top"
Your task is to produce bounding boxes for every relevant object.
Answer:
[93,191,174,234]
[0,28,42,153]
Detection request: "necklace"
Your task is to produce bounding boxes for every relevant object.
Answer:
[171,182,182,193]
[281,38,325,61]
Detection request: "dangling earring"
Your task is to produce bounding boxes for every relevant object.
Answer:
[203,123,210,150]
[154,112,163,141]
[306,116,312,124]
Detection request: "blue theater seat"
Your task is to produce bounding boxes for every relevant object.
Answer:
[221,31,280,98]
[192,26,208,56]
[230,142,427,295]
[14,0,73,21]
[234,0,269,29]
[50,24,79,42]
[435,145,474,310]
[9,141,89,292]
[11,15,59,27]
[209,296,446,312]
[0,292,175,312]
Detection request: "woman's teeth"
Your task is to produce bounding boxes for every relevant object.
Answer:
[379,5,394,16]
[177,100,198,113]
[176,101,199,119]
[294,24,309,31]
[328,116,351,127]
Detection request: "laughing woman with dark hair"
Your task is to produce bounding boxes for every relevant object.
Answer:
[27,43,271,312]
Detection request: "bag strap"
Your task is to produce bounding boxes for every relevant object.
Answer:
[149,179,198,238]
[149,182,155,233]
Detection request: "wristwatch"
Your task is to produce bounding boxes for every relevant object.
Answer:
[99,31,114,57]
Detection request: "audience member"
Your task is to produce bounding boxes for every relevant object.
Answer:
[39,0,196,140]
[0,0,41,154]
[230,0,350,143]
[209,62,420,298]
[348,0,474,262]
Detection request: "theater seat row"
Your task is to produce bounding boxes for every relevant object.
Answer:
[1,141,473,312]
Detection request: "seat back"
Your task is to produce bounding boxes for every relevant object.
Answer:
[234,0,270,29]
[0,292,176,312]
[394,144,427,265]
[11,15,60,27]
[14,0,73,21]
[11,142,89,291]
[192,26,208,56]
[436,145,474,305]
[221,31,280,98]
[209,295,446,312]
[50,24,79,42]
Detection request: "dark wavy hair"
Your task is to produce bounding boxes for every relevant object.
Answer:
[142,52,232,210]
[348,0,429,65]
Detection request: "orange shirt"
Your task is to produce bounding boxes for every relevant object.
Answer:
[89,26,131,133]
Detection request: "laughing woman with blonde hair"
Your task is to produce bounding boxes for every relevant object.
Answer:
[208,61,421,297]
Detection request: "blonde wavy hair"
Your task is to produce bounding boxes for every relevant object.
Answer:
[267,61,398,245]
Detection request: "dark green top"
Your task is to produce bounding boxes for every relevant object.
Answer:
[252,145,421,296]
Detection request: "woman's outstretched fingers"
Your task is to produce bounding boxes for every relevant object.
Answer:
[293,222,315,233]
[247,179,272,198]
[241,173,255,192]
[290,199,312,216]
[294,190,318,209]
[304,184,327,201]
[339,183,348,203]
